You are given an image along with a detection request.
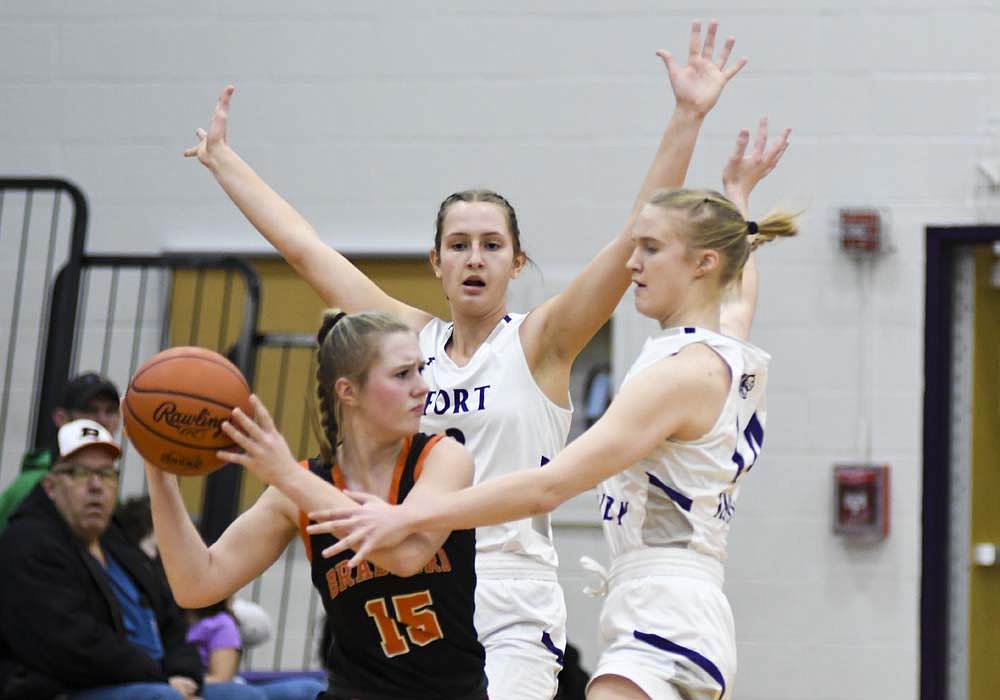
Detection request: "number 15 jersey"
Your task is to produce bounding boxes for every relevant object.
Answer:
[299,433,486,700]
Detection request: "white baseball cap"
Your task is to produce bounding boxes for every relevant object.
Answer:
[58,419,121,460]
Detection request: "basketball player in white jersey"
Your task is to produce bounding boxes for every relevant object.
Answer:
[310,186,800,699]
[184,20,781,699]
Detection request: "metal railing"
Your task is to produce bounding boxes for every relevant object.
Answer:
[0,177,393,672]
[240,331,326,671]
[0,178,88,490]
[41,254,262,542]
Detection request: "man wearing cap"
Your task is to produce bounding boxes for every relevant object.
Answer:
[0,419,206,700]
[0,372,121,533]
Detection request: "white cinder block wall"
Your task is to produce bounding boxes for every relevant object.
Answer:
[4,2,1000,698]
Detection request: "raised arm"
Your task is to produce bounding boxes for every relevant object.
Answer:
[313,344,730,565]
[719,116,791,340]
[186,86,433,332]
[523,20,747,378]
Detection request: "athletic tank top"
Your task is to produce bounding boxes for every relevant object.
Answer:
[598,327,770,562]
[418,314,572,569]
[299,433,486,700]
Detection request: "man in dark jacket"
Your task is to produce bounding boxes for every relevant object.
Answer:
[0,419,204,700]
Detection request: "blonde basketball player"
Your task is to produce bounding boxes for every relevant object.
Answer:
[312,189,800,700]
[145,311,488,700]
[184,20,782,699]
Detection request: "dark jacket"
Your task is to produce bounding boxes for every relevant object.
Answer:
[0,484,203,699]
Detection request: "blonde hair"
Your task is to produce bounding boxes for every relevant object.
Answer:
[647,188,799,288]
[312,310,412,465]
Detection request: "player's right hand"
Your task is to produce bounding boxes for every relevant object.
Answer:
[184,84,235,166]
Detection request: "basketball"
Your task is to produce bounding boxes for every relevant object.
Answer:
[122,346,253,477]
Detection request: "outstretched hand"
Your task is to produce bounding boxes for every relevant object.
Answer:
[658,19,747,118]
[184,84,235,166]
[308,492,420,568]
[722,116,791,216]
[217,394,296,484]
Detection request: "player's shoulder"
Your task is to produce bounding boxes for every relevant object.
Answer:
[630,342,730,400]
[416,432,471,464]
[418,316,449,341]
[413,433,474,488]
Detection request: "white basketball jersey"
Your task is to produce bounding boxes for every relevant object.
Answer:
[419,314,572,567]
[598,326,770,562]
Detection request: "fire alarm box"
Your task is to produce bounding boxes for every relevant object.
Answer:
[833,464,889,539]
[839,208,883,253]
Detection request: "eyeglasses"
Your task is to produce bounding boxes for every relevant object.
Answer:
[51,464,120,484]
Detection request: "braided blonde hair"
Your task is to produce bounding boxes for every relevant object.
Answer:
[312,310,412,465]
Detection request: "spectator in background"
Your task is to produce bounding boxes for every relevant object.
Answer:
[0,372,120,533]
[116,495,275,651]
[186,598,325,700]
[0,420,275,700]
[0,419,204,699]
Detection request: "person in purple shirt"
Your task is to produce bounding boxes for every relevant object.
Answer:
[186,599,325,700]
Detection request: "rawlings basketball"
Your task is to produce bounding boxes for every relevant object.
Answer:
[122,346,252,476]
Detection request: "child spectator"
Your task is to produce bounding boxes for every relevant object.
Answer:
[186,598,325,700]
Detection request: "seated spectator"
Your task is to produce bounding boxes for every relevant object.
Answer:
[230,598,273,650]
[0,419,202,699]
[116,495,273,650]
[0,419,264,700]
[186,599,324,700]
[0,372,120,533]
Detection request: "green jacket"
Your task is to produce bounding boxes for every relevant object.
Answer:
[0,448,53,533]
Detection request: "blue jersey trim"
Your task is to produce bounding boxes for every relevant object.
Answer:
[540,631,564,665]
[633,630,726,698]
[646,471,693,512]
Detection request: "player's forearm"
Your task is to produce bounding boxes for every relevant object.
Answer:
[723,180,750,218]
[571,109,708,290]
[270,463,357,516]
[542,109,708,361]
[720,253,758,341]
[627,107,706,223]
[204,144,322,268]
[143,463,218,604]
[370,532,443,578]
[281,467,438,575]
[410,468,565,533]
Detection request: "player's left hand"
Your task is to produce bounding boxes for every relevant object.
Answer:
[721,115,791,214]
[217,394,296,483]
[309,492,418,567]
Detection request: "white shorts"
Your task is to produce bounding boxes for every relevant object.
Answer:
[589,549,736,700]
[474,553,567,700]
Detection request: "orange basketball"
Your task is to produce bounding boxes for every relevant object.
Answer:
[122,346,252,477]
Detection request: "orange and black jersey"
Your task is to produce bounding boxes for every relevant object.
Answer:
[299,432,486,700]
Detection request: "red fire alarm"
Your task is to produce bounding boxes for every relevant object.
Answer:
[839,208,882,253]
[833,464,889,540]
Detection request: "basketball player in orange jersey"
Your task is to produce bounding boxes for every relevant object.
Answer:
[144,311,488,700]
[184,19,788,699]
